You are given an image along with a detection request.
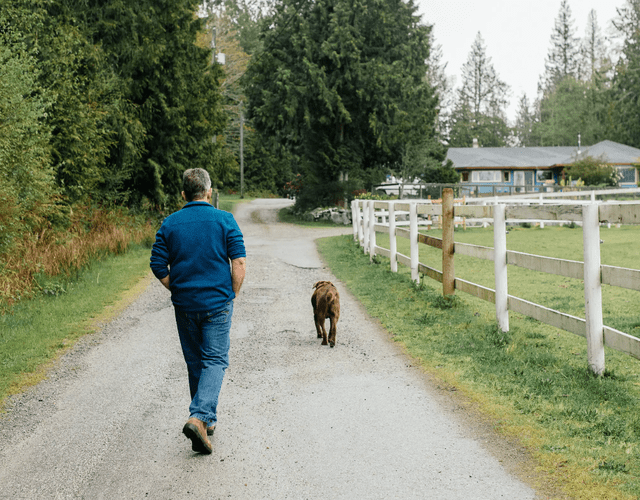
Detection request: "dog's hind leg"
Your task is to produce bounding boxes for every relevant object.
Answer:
[318,316,329,346]
[314,312,323,339]
[328,316,337,347]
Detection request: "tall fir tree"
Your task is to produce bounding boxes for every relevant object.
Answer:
[610,0,640,148]
[76,0,229,207]
[448,32,510,147]
[582,9,609,82]
[532,4,610,147]
[513,93,537,147]
[540,0,581,94]
[245,0,438,208]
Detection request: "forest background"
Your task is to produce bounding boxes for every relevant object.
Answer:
[1,0,640,307]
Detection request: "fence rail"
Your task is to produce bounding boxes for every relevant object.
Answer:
[351,190,640,375]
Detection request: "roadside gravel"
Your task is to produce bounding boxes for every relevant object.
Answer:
[0,198,547,499]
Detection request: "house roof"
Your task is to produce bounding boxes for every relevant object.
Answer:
[446,140,640,170]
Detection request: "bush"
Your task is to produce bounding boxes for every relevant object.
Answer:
[564,155,617,187]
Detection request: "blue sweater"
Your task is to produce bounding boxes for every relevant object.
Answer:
[150,201,246,312]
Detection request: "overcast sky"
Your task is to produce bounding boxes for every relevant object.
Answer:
[415,0,624,123]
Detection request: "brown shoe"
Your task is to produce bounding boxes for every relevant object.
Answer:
[207,425,215,436]
[182,417,212,454]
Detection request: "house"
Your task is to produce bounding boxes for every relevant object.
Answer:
[446,140,640,193]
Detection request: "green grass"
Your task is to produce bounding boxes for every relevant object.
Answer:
[0,244,153,403]
[377,225,640,336]
[218,193,253,213]
[317,230,640,499]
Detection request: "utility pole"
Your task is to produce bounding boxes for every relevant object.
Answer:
[240,101,244,199]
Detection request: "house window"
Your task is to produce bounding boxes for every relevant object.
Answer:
[618,166,638,184]
[503,171,510,182]
[536,170,553,182]
[461,172,470,182]
[471,170,501,182]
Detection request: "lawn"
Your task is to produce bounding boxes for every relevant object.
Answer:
[378,224,640,337]
[317,225,640,499]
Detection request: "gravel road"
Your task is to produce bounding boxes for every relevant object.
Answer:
[0,198,545,499]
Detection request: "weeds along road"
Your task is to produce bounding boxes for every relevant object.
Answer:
[0,199,541,499]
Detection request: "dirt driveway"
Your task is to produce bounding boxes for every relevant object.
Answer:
[0,198,543,499]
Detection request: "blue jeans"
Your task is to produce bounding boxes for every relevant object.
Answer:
[174,302,233,427]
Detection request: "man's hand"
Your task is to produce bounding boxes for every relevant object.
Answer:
[159,275,170,290]
[231,257,246,294]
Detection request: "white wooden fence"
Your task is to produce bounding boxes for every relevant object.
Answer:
[351,189,640,376]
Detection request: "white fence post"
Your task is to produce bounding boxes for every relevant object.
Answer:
[493,203,509,332]
[583,203,605,376]
[389,201,398,273]
[363,200,370,254]
[369,200,377,262]
[357,200,364,246]
[351,200,358,242]
[410,202,419,283]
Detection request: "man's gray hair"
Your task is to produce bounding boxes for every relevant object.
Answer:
[182,168,212,201]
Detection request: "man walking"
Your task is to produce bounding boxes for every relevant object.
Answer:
[150,168,246,454]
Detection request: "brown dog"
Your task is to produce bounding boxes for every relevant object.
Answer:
[311,281,340,347]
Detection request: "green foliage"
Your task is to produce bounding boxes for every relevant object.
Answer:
[245,0,438,209]
[609,0,640,149]
[420,160,461,184]
[533,76,607,147]
[241,132,293,195]
[447,32,510,148]
[564,155,617,187]
[540,0,581,92]
[82,0,229,206]
[0,0,232,212]
[0,24,58,253]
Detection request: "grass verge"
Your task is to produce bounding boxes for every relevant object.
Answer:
[218,193,253,213]
[0,244,153,406]
[317,234,640,500]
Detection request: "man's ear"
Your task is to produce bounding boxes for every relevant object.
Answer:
[181,191,187,201]
[206,188,213,201]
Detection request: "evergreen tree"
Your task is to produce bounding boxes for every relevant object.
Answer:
[448,32,510,147]
[610,0,640,148]
[77,0,229,207]
[2,0,118,202]
[513,93,537,147]
[532,4,611,147]
[535,77,587,146]
[425,30,454,138]
[582,9,609,81]
[540,0,581,93]
[245,0,438,208]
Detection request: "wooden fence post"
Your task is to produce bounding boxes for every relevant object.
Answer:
[363,200,370,254]
[442,188,455,296]
[410,202,419,283]
[493,203,509,332]
[583,203,605,376]
[369,200,377,262]
[389,201,398,273]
